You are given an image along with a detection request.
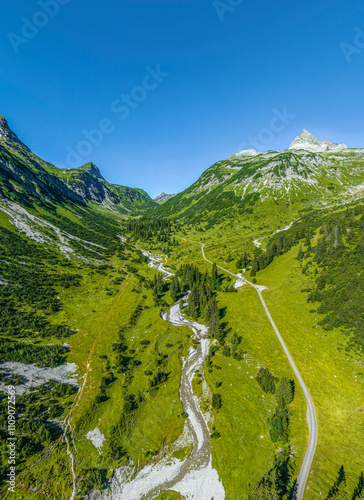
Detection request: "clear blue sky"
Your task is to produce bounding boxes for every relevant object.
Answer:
[1,0,364,197]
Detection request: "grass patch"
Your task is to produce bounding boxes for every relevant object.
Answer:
[255,244,364,497]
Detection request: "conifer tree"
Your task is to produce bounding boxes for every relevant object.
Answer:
[170,276,180,302]
[276,377,293,409]
[297,245,304,260]
[305,231,311,247]
[329,482,348,500]
[211,263,218,283]
[248,473,279,500]
[352,472,364,500]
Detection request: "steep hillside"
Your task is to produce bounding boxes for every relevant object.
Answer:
[0,115,155,214]
[1,116,363,500]
[0,118,192,499]
[155,131,364,231]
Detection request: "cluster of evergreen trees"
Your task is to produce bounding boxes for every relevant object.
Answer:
[0,338,68,367]
[250,226,313,276]
[221,332,242,359]
[149,272,167,306]
[301,205,364,351]
[246,201,364,353]
[0,229,83,361]
[269,376,294,443]
[0,263,77,342]
[0,380,76,482]
[173,263,226,343]
[249,372,297,499]
[255,367,294,443]
[126,218,177,244]
[325,467,364,500]
[248,449,294,499]
[255,367,279,394]
[236,252,251,270]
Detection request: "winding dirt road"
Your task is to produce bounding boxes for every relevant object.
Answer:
[183,238,317,500]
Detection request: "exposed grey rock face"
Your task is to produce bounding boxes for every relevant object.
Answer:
[289,129,347,152]
[0,115,30,153]
[62,168,120,206]
[0,143,85,205]
[154,192,176,202]
[78,162,105,181]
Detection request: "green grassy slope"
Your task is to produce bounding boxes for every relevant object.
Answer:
[1,115,364,498]
[132,206,364,498]
[255,245,364,497]
[204,285,308,498]
[155,149,364,219]
[0,212,196,498]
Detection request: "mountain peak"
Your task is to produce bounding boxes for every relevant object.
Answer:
[289,129,321,150]
[298,128,313,136]
[289,129,347,152]
[78,162,105,180]
[0,115,30,151]
[0,115,8,128]
[154,192,176,203]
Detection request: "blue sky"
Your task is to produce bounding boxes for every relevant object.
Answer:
[1,0,364,197]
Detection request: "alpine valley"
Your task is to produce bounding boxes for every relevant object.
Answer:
[1,116,364,500]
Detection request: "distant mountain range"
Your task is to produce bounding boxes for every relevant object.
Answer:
[156,129,364,226]
[2,116,364,235]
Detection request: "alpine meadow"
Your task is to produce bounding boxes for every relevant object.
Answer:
[0,115,363,499]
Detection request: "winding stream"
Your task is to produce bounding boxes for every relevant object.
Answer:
[97,251,225,500]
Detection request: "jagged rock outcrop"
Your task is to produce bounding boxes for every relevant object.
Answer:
[154,192,176,203]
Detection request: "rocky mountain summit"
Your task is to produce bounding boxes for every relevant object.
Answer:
[77,162,105,180]
[154,192,176,203]
[0,115,30,153]
[289,129,347,153]
[156,130,364,225]
[0,116,155,213]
